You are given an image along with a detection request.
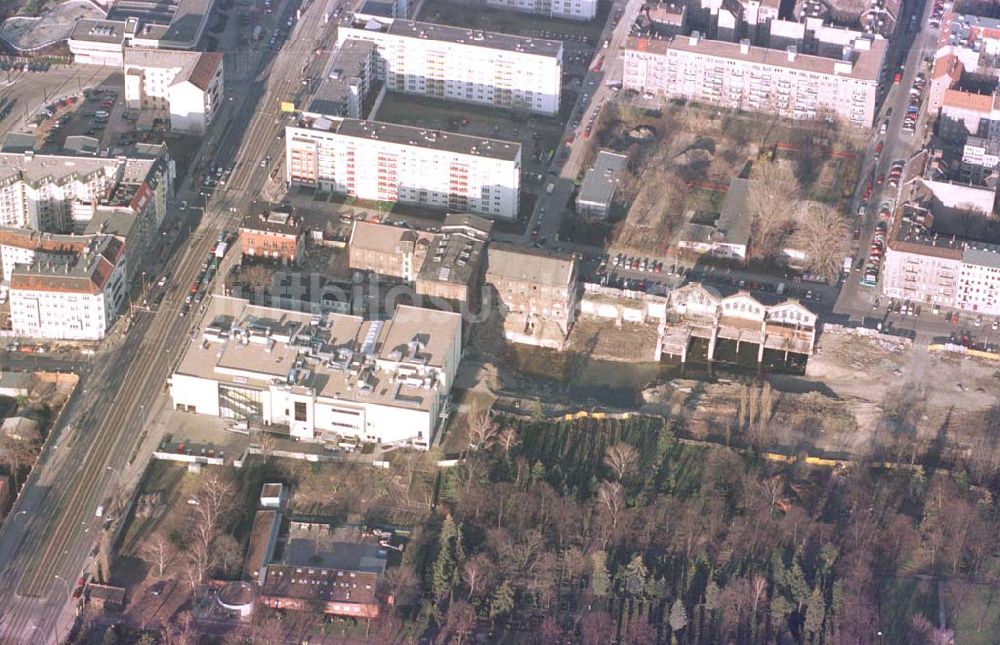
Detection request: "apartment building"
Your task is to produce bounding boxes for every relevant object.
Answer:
[486,243,578,349]
[309,39,377,119]
[337,13,562,115]
[0,229,88,283]
[123,47,224,134]
[939,89,998,142]
[0,146,172,234]
[929,54,963,115]
[881,205,1000,315]
[286,115,521,219]
[962,136,1000,182]
[240,206,306,265]
[936,12,1000,74]
[484,0,596,21]
[957,245,1000,316]
[623,33,887,127]
[169,297,463,449]
[9,235,127,340]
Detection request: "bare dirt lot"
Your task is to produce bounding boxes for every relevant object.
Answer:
[641,331,999,462]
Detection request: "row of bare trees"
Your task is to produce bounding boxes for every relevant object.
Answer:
[746,160,850,280]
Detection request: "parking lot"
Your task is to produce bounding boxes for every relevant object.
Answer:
[0,63,114,133]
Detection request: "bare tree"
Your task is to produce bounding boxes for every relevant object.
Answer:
[467,412,499,452]
[791,203,850,281]
[596,481,625,548]
[497,427,520,456]
[604,443,638,482]
[142,531,174,578]
[747,160,799,258]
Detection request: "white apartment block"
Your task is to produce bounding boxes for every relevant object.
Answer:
[169,297,463,450]
[337,14,562,115]
[124,48,224,135]
[0,147,172,233]
[485,0,596,21]
[881,213,1000,316]
[957,246,1000,316]
[9,235,127,340]
[286,115,521,219]
[623,33,887,127]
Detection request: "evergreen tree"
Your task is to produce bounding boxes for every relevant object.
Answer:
[490,579,515,621]
[803,586,826,641]
[669,597,688,634]
[622,554,648,596]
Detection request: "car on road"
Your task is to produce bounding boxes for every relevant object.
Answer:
[179,200,187,211]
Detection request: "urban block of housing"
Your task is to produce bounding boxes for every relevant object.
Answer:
[0,145,173,339]
[622,0,890,126]
[867,10,1000,317]
[283,9,568,220]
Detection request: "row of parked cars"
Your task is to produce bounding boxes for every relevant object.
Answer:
[0,60,49,72]
[903,72,925,134]
[863,215,890,287]
[929,0,945,28]
[612,254,667,273]
[886,160,906,189]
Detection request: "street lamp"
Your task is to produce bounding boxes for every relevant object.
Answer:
[53,574,71,598]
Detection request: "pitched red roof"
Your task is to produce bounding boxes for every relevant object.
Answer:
[187,52,222,91]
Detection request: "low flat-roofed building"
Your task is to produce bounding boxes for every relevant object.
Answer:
[677,176,753,259]
[240,205,305,265]
[260,521,387,618]
[244,509,282,585]
[68,19,128,66]
[576,150,628,220]
[69,0,217,65]
[169,296,462,449]
[414,213,492,308]
[348,221,433,281]
[486,243,578,349]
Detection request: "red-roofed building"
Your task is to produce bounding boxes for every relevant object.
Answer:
[929,54,963,115]
[124,48,224,135]
[940,89,998,141]
[9,235,127,339]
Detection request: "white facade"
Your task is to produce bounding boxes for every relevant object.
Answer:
[8,236,127,340]
[0,159,118,231]
[123,49,224,135]
[623,34,886,127]
[956,246,1000,316]
[485,0,596,21]
[881,244,962,305]
[287,116,521,219]
[169,298,463,449]
[337,15,562,115]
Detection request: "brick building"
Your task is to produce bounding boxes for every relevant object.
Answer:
[239,206,305,265]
